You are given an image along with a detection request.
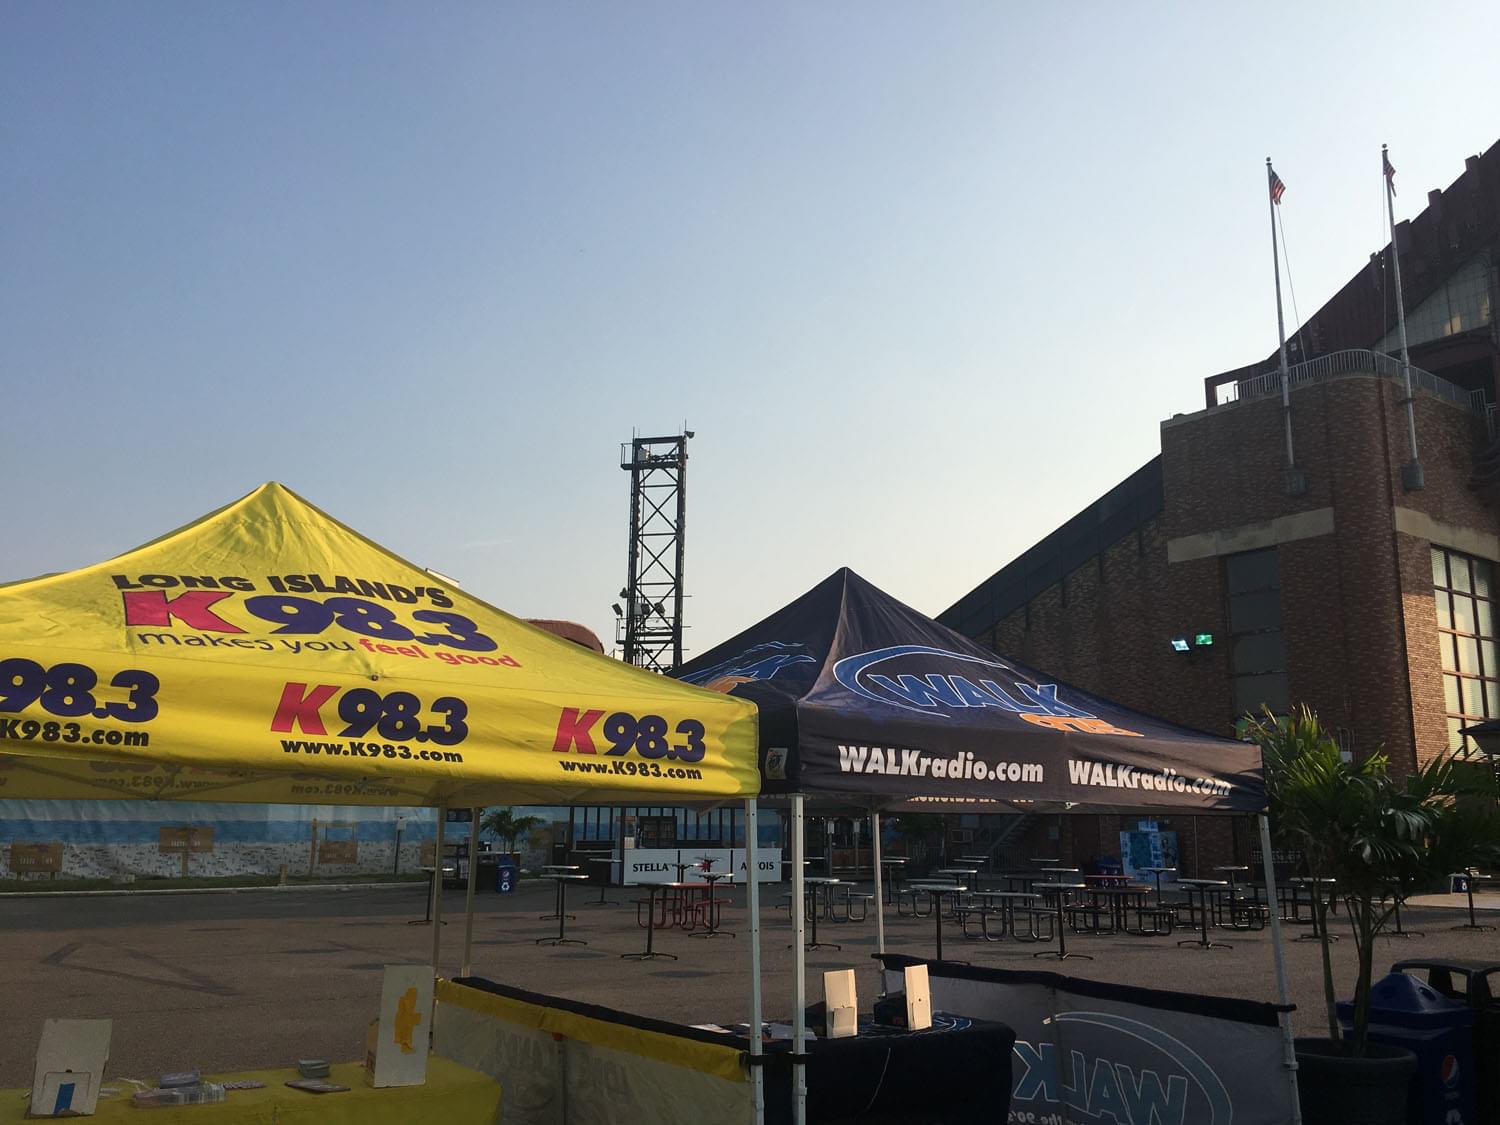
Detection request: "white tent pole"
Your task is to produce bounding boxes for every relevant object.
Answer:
[791,794,807,1125]
[1258,813,1302,1124]
[431,807,446,971]
[745,798,764,1125]
[870,802,885,955]
[461,806,480,978]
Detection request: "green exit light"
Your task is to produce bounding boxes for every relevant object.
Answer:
[1195,633,1214,647]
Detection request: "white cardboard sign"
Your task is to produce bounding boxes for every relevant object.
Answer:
[904,964,932,1030]
[369,965,432,1088]
[30,1019,111,1117]
[823,969,858,1039]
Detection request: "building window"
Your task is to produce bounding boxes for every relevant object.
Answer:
[1227,548,1288,717]
[1432,546,1500,754]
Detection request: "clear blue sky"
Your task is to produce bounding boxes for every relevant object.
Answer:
[4,2,1497,657]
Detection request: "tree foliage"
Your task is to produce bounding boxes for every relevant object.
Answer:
[1250,705,1500,1055]
[479,807,544,855]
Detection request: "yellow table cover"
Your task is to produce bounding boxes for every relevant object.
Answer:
[1,1057,500,1123]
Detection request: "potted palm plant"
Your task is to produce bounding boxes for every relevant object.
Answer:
[1251,707,1500,1125]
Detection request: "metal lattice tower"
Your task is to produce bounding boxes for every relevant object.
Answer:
[617,431,691,671]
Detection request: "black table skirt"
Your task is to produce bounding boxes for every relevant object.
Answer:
[762,1014,1015,1125]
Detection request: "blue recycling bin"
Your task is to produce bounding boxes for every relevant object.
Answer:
[494,859,518,894]
[1337,973,1476,1125]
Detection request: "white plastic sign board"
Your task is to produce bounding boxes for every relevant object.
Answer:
[904,964,932,1030]
[30,1018,110,1117]
[823,969,858,1039]
[623,847,781,884]
[370,965,432,1088]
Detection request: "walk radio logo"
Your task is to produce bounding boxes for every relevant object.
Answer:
[831,645,1141,737]
[679,642,816,694]
[1012,1011,1232,1125]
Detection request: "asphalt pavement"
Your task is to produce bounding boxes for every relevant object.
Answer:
[2,879,1496,1087]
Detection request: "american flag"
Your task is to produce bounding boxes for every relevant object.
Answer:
[1384,151,1397,196]
[1269,169,1287,205]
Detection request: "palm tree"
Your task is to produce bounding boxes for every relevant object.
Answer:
[480,807,544,858]
[1250,706,1500,1055]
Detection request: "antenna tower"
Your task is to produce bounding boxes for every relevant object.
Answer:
[617,430,691,671]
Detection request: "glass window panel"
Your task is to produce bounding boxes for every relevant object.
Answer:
[1459,636,1481,674]
[1453,558,1473,593]
[1448,717,1467,753]
[1440,634,1457,671]
[1479,600,1496,639]
[1483,641,1498,677]
[1455,597,1477,635]
[1226,550,1279,595]
[1234,672,1289,716]
[1487,680,1500,717]
[1445,676,1462,714]
[1475,560,1495,600]
[1436,595,1454,630]
[1232,633,1285,674]
[1230,591,1282,633]
[1463,678,1486,716]
[1432,548,1449,589]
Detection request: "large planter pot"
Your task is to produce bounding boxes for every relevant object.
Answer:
[1295,1037,1417,1125]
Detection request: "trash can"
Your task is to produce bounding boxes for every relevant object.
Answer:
[1394,959,1500,1125]
[494,859,518,894]
[1336,973,1475,1125]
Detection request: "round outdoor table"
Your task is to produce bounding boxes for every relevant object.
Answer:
[665,880,712,929]
[1140,866,1177,904]
[407,866,448,926]
[793,877,844,951]
[880,858,908,904]
[1089,885,1150,932]
[972,890,1037,939]
[621,883,676,961]
[538,865,581,921]
[1289,877,1339,941]
[1385,881,1424,939]
[936,868,979,901]
[996,871,1040,893]
[586,857,618,906]
[1041,866,1081,877]
[958,856,990,887]
[1214,865,1252,928]
[1029,857,1060,866]
[536,874,590,946]
[1454,870,1496,932]
[908,881,966,961]
[690,871,737,939]
[1032,882,1091,961]
[1176,878,1232,950]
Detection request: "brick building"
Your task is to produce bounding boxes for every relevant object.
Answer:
[940,141,1500,874]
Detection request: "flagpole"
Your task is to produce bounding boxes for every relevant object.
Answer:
[1267,159,1302,494]
[1384,143,1424,490]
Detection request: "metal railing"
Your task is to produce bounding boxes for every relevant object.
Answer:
[1218,348,1485,417]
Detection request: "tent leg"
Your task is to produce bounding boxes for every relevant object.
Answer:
[745,798,764,1125]
[431,807,446,972]
[461,806,479,978]
[791,795,807,1125]
[870,803,885,956]
[1259,813,1302,1124]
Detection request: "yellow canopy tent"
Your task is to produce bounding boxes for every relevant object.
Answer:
[0,485,776,1121]
[0,482,758,806]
